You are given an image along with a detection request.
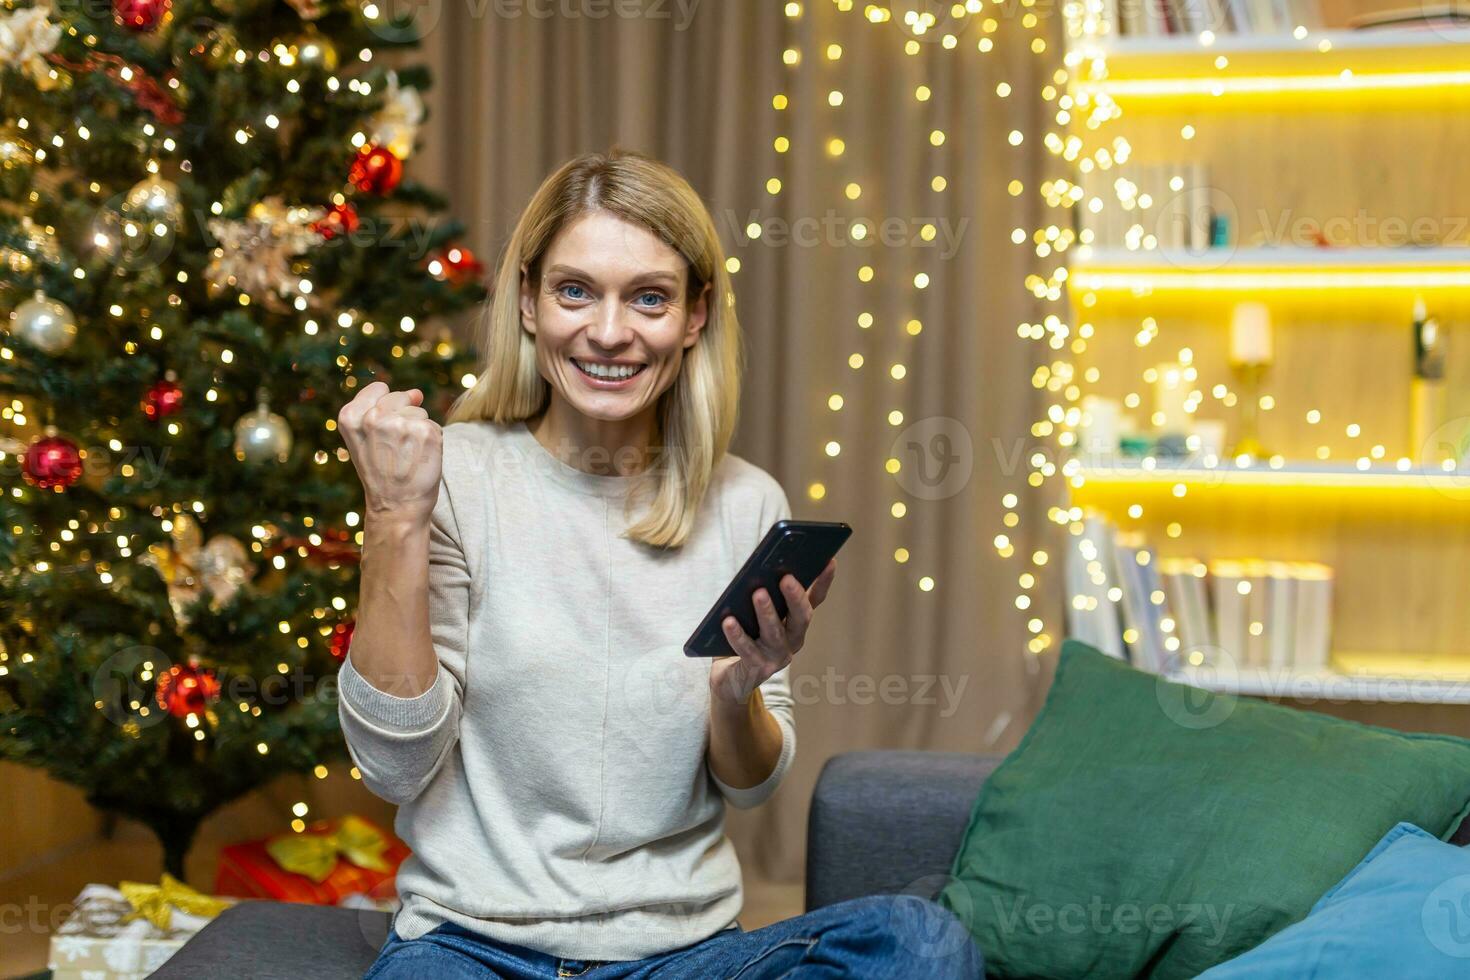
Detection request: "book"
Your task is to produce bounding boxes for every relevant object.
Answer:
[1265,562,1297,671]
[1210,559,1248,668]
[1065,516,1127,659]
[1160,557,1213,661]
[1291,562,1334,670]
[1114,531,1168,672]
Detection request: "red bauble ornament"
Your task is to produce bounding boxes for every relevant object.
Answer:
[311,202,360,241]
[348,145,402,196]
[142,378,184,421]
[429,246,485,285]
[329,620,354,662]
[113,0,171,31]
[155,661,221,717]
[22,435,83,491]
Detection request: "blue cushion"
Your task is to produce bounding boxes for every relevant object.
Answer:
[1198,822,1470,978]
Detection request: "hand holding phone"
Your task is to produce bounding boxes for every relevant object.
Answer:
[685,519,851,658]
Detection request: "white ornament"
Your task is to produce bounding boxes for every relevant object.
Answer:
[371,70,425,160]
[0,5,61,88]
[233,400,293,464]
[8,289,77,353]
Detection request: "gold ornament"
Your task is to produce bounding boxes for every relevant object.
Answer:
[279,26,337,70]
[204,197,325,313]
[0,126,36,168]
[142,516,255,626]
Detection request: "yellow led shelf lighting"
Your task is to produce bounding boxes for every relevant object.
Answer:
[1067,247,1470,314]
[1071,29,1470,108]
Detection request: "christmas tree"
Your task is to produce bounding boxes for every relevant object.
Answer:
[0,0,485,876]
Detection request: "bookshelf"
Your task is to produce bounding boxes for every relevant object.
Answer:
[1058,7,1470,725]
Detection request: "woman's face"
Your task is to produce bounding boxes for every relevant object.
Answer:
[520,210,709,426]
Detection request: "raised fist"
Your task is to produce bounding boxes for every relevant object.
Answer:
[337,381,443,527]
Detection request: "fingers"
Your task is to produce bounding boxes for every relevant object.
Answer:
[808,558,837,608]
[365,388,424,420]
[751,588,788,654]
[722,617,766,664]
[338,384,425,430]
[780,575,813,647]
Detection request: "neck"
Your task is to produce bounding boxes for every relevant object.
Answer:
[527,395,659,477]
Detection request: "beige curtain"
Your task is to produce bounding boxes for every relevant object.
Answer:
[409,0,1056,883]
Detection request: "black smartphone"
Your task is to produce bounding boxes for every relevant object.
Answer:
[683,519,852,657]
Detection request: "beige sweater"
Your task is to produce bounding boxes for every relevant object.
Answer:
[337,417,796,960]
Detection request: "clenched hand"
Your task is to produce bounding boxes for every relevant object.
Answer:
[337,381,444,528]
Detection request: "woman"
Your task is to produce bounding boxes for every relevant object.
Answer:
[337,149,982,979]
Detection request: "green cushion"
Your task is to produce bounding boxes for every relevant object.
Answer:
[937,640,1470,980]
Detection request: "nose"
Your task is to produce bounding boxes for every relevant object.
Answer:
[586,299,636,351]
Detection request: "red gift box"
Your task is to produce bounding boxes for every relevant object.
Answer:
[213,816,408,905]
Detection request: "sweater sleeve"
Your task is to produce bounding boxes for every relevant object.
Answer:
[710,479,798,810]
[337,471,472,806]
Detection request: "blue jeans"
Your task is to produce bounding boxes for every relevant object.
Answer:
[362,894,983,979]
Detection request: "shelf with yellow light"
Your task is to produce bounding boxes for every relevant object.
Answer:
[1066,245,1470,313]
[1168,651,1470,705]
[1072,458,1469,491]
[1071,28,1470,106]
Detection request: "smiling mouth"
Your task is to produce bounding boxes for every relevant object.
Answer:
[571,357,648,382]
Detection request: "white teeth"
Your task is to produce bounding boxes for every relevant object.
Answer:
[574,358,643,380]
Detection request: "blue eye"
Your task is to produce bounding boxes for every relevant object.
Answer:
[559,283,588,300]
[635,292,665,308]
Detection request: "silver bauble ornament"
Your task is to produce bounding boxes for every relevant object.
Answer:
[8,290,77,353]
[233,401,293,463]
[121,175,184,232]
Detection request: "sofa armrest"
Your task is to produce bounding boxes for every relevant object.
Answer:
[805,750,1004,911]
[146,900,390,979]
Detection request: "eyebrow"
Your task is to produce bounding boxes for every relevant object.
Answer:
[545,264,681,288]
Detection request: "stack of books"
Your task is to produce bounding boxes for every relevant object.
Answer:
[1066,514,1334,675]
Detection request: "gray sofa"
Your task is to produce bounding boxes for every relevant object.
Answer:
[147,750,996,979]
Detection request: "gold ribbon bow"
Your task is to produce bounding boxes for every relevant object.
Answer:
[265,815,389,883]
[118,873,231,931]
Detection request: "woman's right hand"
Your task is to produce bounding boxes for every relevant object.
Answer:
[337,381,443,528]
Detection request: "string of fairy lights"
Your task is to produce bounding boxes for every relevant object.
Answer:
[743,1,1058,622]
[746,2,1460,666]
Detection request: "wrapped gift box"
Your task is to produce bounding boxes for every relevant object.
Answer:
[213,814,408,905]
[48,882,231,980]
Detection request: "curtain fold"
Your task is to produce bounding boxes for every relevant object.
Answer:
[407,0,1056,882]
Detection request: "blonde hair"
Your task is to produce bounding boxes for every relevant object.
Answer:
[448,149,743,550]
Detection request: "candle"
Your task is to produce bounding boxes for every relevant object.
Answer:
[1229,302,1273,366]
[1153,362,1189,434]
[1080,395,1121,460]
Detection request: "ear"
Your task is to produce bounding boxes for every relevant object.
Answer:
[683,279,712,350]
[519,262,537,335]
